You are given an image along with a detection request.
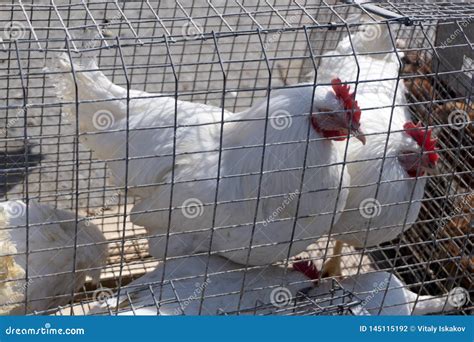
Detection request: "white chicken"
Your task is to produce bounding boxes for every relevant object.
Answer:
[89,254,316,315]
[0,200,107,314]
[330,119,438,249]
[89,255,452,316]
[310,20,406,105]
[48,54,365,266]
[311,21,439,276]
[308,271,454,315]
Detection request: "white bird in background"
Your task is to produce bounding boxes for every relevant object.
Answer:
[0,200,107,314]
[89,254,316,315]
[89,255,453,316]
[310,19,406,105]
[48,54,365,266]
[310,21,439,276]
[330,117,438,248]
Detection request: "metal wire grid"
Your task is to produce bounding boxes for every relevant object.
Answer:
[379,1,474,21]
[0,0,472,315]
[83,277,364,316]
[369,29,473,307]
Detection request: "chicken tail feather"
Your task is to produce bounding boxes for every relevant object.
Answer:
[411,294,455,315]
[45,53,128,132]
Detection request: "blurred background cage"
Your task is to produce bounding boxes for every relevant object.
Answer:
[0,0,472,315]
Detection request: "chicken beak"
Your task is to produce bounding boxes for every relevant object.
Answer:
[351,127,366,145]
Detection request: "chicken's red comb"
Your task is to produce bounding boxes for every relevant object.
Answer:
[403,121,439,164]
[331,78,361,124]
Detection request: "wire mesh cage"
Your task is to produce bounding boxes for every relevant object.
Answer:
[0,0,472,316]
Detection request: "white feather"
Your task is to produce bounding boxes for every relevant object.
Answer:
[0,200,107,314]
[47,55,352,265]
[308,271,454,315]
[309,21,429,247]
[308,21,406,104]
[331,109,427,246]
[89,257,452,316]
[89,255,312,315]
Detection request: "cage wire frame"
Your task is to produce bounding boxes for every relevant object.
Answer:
[91,277,366,316]
[0,0,472,316]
